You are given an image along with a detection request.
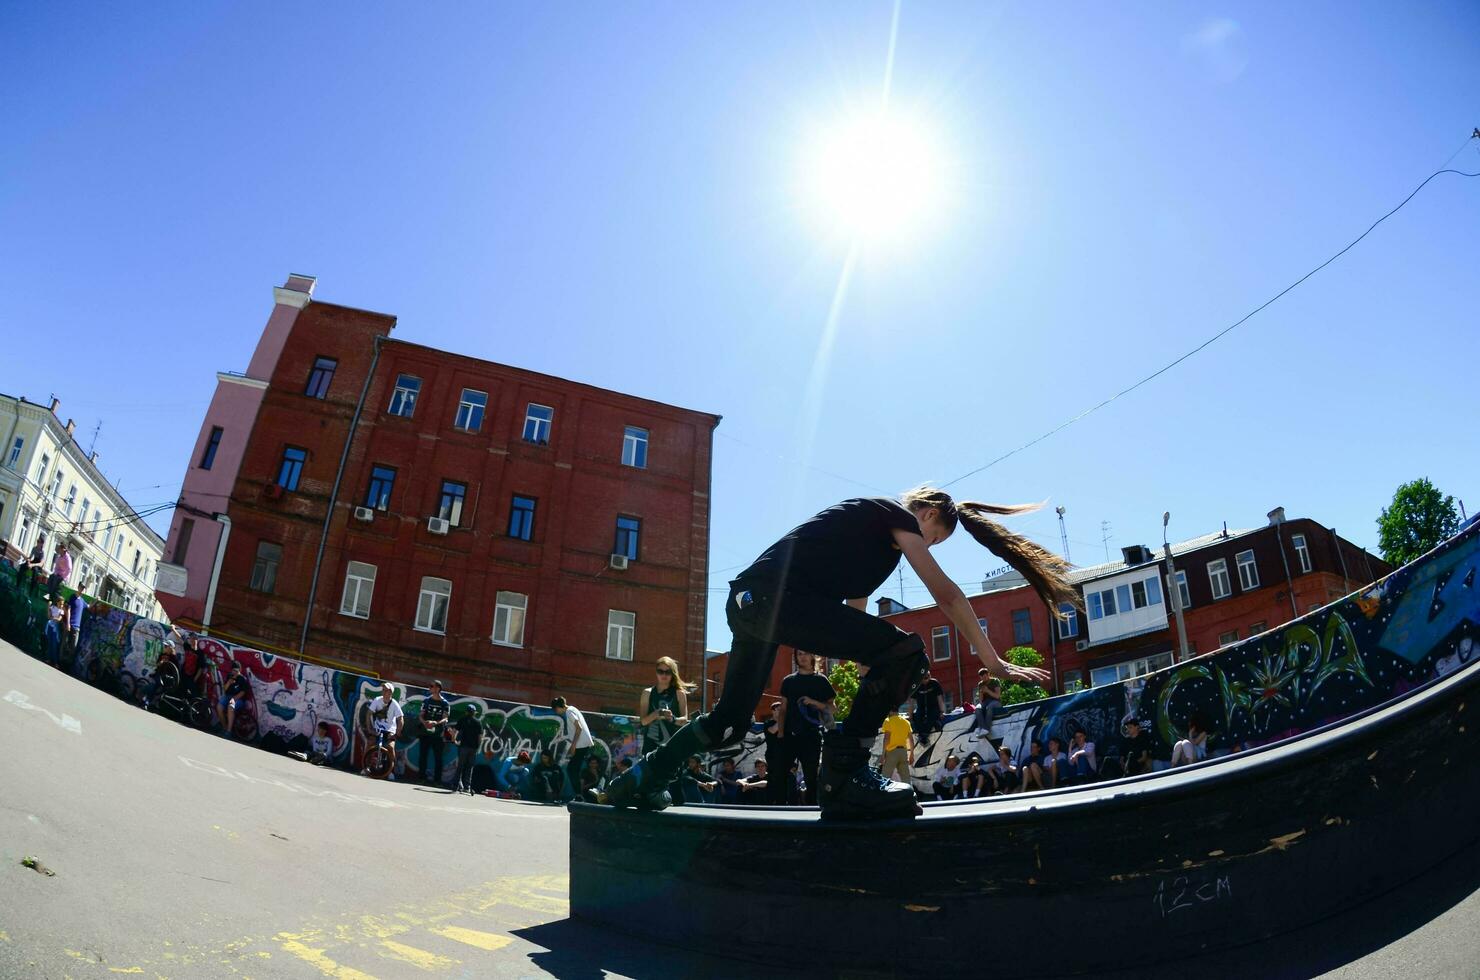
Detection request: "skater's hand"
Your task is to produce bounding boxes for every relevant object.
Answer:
[1006,663,1049,684]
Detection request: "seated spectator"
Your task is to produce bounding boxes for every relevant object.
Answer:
[1042,737,1068,788]
[679,754,718,804]
[1019,740,1048,792]
[932,753,964,800]
[579,754,607,801]
[738,759,769,803]
[499,749,534,798]
[971,671,1004,742]
[1066,730,1097,783]
[1170,716,1209,767]
[716,758,744,804]
[531,750,565,803]
[308,721,334,766]
[1118,718,1154,777]
[959,752,989,798]
[988,746,1020,794]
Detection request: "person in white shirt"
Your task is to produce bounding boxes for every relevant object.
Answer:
[932,754,964,800]
[363,684,405,779]
[1042,737,1068,789]
[552,696,594,802]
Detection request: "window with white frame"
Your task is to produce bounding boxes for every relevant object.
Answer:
[621,426,649,468]
[388,374,420,417]
[931,625,951,661]
[1208,559,1232,599]
[79,499,91,526]
[34,452,50,483]
[1291,533,1312,574]
[1218,629,1239,647]
[492,591,527,647]
[1173,570,1190,608]
[339,561,376,619]
[606,610,636,661]
[969,617,989,654]
[6,436,22,467]
[1089,651,1174,688]
[454,389,487,432]
[1235,550,1259,590]
[1057,603,1079,639]
[63,485,77,516]
[1087,587,1118,621]
[415,577,452,634]
[523,404,553,444]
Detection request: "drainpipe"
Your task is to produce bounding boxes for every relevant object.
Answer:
[1273,521,1299,619]
[953,618,965,706]
[202,514,232,633]
[1330,526,1352,593]
[299,336,384,654]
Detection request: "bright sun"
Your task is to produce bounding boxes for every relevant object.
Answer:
[800,107,949,245]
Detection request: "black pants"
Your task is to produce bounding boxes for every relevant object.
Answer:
[770,731,822,805]
[419,735,444,783]
[456,746,478,791]
[697,587,912,750]
[566,747,592,800]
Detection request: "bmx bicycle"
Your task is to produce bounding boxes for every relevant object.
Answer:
[129,659,215,729]
[361,725,398,780]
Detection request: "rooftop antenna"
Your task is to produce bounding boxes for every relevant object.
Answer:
[1100,520,1112,562]
[88,420,102,456]
[1055,506,1071,563]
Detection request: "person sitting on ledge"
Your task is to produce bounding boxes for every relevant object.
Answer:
[1018,739,1047,792]
[1066,729,1097,784]
[604,489,1070,820]
[678,754,718,804]
[988,745,1020,795]
[1042,736,1068,788]
[959,752,989,798]
[933,753,964,800]
[1170,715,1209,768]
[738,759,769,803]
[531,750,565,803]
[716,757,744,804]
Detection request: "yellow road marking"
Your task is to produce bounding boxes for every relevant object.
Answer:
[108,968,145,975]
[428,925,513,951]
[377,940,457,970]
[276,937,378,980]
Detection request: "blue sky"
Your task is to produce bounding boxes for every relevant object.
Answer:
[3,3,1477,650]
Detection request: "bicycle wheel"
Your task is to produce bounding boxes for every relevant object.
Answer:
[232,707,258,742]
[186,698,214,729]
[156,659,181,692]
[363,745,393,779]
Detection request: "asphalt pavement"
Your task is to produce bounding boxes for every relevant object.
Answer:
[2,637,1477,979]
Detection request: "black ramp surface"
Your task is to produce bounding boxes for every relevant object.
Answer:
[571,654,1480,977]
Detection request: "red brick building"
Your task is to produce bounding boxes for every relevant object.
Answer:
[159,277,719,711]
[876,508,1390,708]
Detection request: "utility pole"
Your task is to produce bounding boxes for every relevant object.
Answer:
[1056,506,1071,563]
[1100,521,1112,563]
[1163,511,1191,663]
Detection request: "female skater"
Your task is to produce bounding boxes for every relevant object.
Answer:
[606,488,1078,820]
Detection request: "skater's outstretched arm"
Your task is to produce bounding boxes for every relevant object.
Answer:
[894,529,1049,684]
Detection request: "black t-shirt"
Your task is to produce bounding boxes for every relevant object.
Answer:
[27,544,44,566]
[455,713,483,746]
[913,678,943,718]
[734,498,922,601]
[1120,730,1153,762]
[421,696,449,732]
[780,672,836,735]
[224,674,250,699]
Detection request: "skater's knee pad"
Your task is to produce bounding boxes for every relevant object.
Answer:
[861,634,930,706]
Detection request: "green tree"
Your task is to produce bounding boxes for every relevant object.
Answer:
[1377,478,1460,567]
[827,660,860,721]
[1000,645,1050,706]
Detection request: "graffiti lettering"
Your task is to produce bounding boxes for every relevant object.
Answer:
[1153,874,1232,918]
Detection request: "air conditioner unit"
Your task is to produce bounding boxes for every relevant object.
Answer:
[353,506,374,522]
[264,484,284,500]
[427,517,450,535]
[1075,639,1089,652]
[609,554,629,570]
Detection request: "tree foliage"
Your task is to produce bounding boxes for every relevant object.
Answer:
[1377,478,1460,567]
[827,660,860,721]
[1000,645,1050,706]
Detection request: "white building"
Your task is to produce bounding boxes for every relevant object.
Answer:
[0,394,166,619]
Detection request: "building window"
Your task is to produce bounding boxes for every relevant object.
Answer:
[508,495,536,541]
[1218,629,1239,647]
[34,452,50,482]
[114,535,124,559]
[49,469,64,498]
[415,576,452,634]
[277,447,306,490]
[931,625,951,661]
[1115,584,1131,614]
[102,525,112,551]
[388,375,421,417]
[1173,570,1190,609]
[1012,608,1033,645]
[1130,579,1149,608]
[606,610,636,661]
[250,542,282,593]
[1208,559,1231,600]
[1057,603,1079,639]
[438,480,466,526]
[454,389,487,432]
[6,436,23,467]
[304,356,337,398]
[614,516,641,560]
[173,519,195,564]
[340,561,376,619]
[970,617,990,654]
[523,404,553,444]
[1145,574,1163,605]
[621,426,649,468]
[1291,533,1312,574]
[79,499,91,526]
[364,465,396,511]
[1062,671,1085,693]
[492,591,527,647]
[63,485,77,516]
[1089,652,1174,688]
[1088,587,1118,621]
[1235,550,1259,590]
[199,426,223,470]
[1249,620,1267,636]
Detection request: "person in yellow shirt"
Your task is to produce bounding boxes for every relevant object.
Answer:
[879,708,914,784]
